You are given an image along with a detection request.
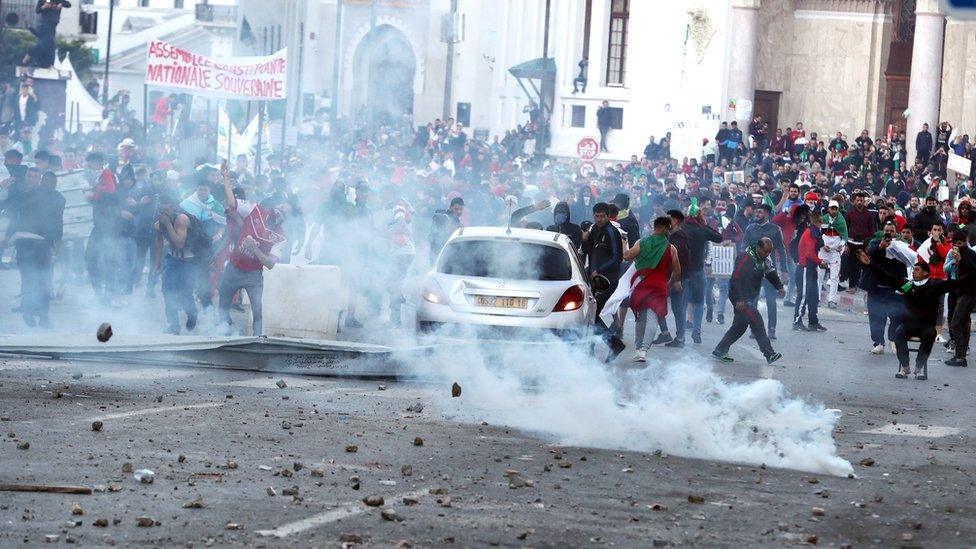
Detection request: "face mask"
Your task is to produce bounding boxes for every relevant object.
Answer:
[554,212,568,225]
[582,197,591,206]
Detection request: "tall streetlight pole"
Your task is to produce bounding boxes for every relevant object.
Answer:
[329,0,342,143]
[102,0,116,103]
[442,0,457,120]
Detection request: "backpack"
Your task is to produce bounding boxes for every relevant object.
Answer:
[179,209,214,262]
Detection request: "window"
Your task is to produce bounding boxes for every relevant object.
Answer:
[438,241,572,281]
[571,105,586,128]
[606,0,629,86]
[174,0,184,8]
[607,107,623,130]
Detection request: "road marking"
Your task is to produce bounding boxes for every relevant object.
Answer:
[254,487,430,538]
[858,424,961,438]
[90,402,224,422]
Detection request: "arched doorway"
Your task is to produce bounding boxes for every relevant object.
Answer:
[352,25,416,129]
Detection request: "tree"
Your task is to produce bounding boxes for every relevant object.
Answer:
[0,29,96,84]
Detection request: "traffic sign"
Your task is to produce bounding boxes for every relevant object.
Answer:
[576,137,600,161]
[578,161,596,178]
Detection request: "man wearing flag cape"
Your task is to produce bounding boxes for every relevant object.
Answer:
[601,216,682,363]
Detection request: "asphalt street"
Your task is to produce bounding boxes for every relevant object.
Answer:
[0,269,975,547]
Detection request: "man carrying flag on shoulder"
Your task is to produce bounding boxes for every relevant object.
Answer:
[612,216,682,362]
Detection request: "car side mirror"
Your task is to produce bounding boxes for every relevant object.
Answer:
[590,274,611,293]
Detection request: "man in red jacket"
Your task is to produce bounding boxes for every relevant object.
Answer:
[791,205,828,332]
[842,191,876,292]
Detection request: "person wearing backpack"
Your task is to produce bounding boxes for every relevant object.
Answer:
[154,194,202,335]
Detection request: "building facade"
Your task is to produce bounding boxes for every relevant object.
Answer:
[227,0,976,161]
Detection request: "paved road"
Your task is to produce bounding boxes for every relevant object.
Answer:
[1,297,974,548]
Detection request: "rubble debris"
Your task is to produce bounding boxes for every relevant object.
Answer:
[405,403,423,414]
[812,507,825,517]
[379,480,397,487]
[136,516,155,527]
[401,465,413,477]
[339,533,364,543]
[293,462,304,472]
[0,484,91,495]
[276,379,287,389]
[91,421,103,432]
[43,535,59,543]
[437,496,452,508]
[121,463,133,474]
[70,503,84,515]
[96,323,113,342]
[402,497,419,506]
[133,470,155,484]
[225,523,243,530]
[381,508,401,521]
[505,470,533,489]
[281,486,299,497]
[266,487,277,497]
[92,518,108,528]
[429,487,448,495]
[310,468,325,477]
[349,476,361,490]
[363,495,385,507]
[413,437,424,447]
[451,382,462,398]
[345,445,359,453]
[687,495,705,504]
[182,498,204,509]
[226,460,238,470]
[516,530,533,540]
[859,458,876,467]
[378,385,387,391]
[178,455,186,463]
[17,441,29,450]
[71,372,83,380]
[648,503,668,511]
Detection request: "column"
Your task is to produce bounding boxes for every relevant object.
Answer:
[726,0,760,122]
[906,0,945,162]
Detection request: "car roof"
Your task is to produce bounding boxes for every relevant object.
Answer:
[446,226,572,247]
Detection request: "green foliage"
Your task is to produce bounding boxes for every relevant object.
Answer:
[0,29,96,84]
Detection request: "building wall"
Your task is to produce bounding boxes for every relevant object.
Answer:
[756,2,891,139]
[939,19,976,133]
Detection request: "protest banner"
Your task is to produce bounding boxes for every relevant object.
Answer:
[145,39,287,100]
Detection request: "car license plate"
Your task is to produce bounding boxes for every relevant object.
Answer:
[475,296,528,309]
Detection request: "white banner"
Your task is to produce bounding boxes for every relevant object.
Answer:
[948,152,971,177]
[145,39,287,100]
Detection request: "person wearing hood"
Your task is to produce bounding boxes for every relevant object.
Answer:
[612,193,640,248]
[571,185,594,225]
[912,195,941,243]
[546,201,583,250]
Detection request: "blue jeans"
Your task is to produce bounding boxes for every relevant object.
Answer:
[706,277,730,317]
[752,278,778,331]
[677,271,706,340]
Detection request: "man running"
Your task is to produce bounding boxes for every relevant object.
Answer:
[622,216,681,362]
[712,237,785,364]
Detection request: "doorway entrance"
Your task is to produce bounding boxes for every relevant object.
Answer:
[353,25,416,129]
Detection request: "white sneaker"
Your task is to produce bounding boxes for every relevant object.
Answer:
[633,349,647,362]
[870,344,884,355]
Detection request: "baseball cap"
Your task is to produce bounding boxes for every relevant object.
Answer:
[117,138,136,150]
[166,170,180,181]
[828,200,839,209]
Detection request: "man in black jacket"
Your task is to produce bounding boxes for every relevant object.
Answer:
[863,222,906,354]
[856,249,976,379]
[744,204,786,338]
[711,237,785,364]
[674,207,722,344]
[546,201,583,250]
[912,195,940,242]
[596,101,613,152]
[582,202,625,359]
[612,193,640,248]
[916,123,933,165]
[946,232,976,366]
[1,170,65,327]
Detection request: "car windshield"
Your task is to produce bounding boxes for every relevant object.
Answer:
[437,239,572,281]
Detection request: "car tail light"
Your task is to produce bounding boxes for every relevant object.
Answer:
[553,285,585,312]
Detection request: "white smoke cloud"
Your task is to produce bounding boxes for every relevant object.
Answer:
[407,337,853,477]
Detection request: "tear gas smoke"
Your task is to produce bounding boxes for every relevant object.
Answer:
[407,335,853,477]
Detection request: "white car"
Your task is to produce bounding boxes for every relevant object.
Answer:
[416,227,597,340]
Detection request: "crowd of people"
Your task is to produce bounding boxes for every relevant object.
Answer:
[2,73,976,379]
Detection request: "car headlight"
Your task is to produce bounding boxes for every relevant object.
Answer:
[423,282,447,304]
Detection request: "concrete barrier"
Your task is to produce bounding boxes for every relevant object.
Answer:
[261,264,347,340]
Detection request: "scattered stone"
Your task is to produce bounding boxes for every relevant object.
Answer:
[92,519,108,528]
[292,462,303,472]
[182,498,204,509]
[687,495,705,504]
[90,421,102,432]
[901,533,914,542]
[44,535,59,543]
[339,533,364,544]
[859,458,876,467]
[543,463,552,472]
[136,516,154,527]
[378,385,387,391]
[178,455,186,463]
[437,496,452,508]
[379,480,397,486]
[71,372,83,380]
[70,503,83,516]
[505,471,533,489]
[363,495,384,507]
[266,487,277,497]
[805,534,819,544]
[225,523,243,530]
[401,464,413,476]
[402,497,419,506]
[349,476,361,490]
[516,529,533,540]
[381,508,400,522]
[345,445,359,453]
[226,460,238,470]
[812,507,825,516]
[413,437,424,447]
[557,460,571,469]
[275,379,287,389]
[310,468,324,477]
[281,421,292,430]
[121,463,133,474]
[429,487,448,495]
[133,469,155,484]
[405,403,423,413]
[648,503,668,511]
[96,323,113,342]
[451,382,462,398]
[652,540,670,547]
[17,441,29,450]
[281,486,299,497]
[258,465,272,471]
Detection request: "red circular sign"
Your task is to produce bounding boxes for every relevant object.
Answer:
[576,137,600,161]
[578,161,596,178]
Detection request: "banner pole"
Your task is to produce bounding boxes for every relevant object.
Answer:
[226,101,232,166]
[143,83,148,143]
[255,101,265,176]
